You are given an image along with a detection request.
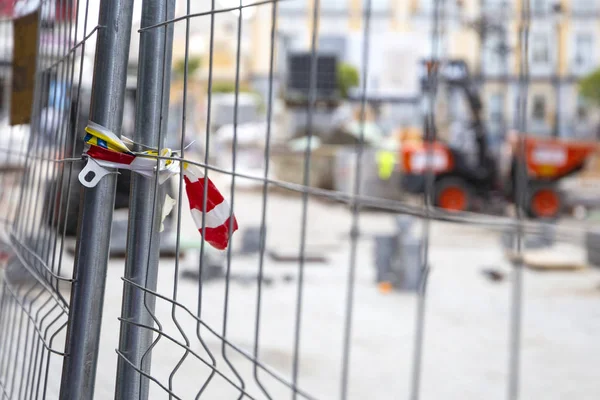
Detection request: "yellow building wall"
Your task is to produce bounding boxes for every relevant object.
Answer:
[247,0,587,84]
[558,0,568,76]
[349,0,361,31]
[511,0,571,78]
[250,5,278,76]
[447,29,479,71]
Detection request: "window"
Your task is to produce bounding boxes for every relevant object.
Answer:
[574,33,593,68]
[278,0,305,13]
[323,0,348,12]
[482,0,508,12]
[532,95,546,121]
[369,76,380,91]
[280,31,305,53]
[488,93,504,122]
[571,0,596,13]
[531,0,549,14]
[484,32,507,74]
[418,0,434,12]
[0,77,5,117]
[318,36,347,60]
[531,33,549,64]
[364,0,389,12]
[577,95,588,120]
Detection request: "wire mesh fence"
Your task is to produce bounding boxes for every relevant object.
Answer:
[1,0,600,399]
[0,1,98,399]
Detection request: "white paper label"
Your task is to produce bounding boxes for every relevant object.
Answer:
[531,146,567,167]
[409,149,448,172]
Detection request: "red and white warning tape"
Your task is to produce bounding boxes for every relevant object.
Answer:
[78,121,238,250]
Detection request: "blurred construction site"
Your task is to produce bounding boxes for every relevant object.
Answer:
[1,1,600,400]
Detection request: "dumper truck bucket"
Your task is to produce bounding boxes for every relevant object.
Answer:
[522,137,597,180]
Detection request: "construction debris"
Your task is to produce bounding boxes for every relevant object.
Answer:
[268,250,328,264]
[481,268,505,282]
[506,243,587,271]
[373,215,424,292]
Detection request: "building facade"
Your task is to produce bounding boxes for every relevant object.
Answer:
[247,0,600,143]
[479,0,600,140]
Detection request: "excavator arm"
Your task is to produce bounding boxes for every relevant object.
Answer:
[421,59,495,182]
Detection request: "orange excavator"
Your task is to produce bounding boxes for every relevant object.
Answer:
[400,60,597,219]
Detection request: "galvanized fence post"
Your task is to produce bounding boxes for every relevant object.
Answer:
[114,0,175,398]
[59,0,136,399]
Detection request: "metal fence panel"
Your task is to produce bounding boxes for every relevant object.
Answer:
[114,0,175,398]
[0,0,134,398]
[2,0,600,399]
[59,0,136,397]
[0,2,87,399]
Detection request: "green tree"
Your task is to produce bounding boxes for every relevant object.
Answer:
[337,62,360,99]
[579,67,600,105]
[211,81,239,93]
[211,81,266,113]
[173,56,202,79]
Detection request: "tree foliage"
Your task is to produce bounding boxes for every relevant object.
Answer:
[173,56,202,79]
[579,67,600,105]
[211,81,239,93]
[337,62,360,99]
[211,81,265,113]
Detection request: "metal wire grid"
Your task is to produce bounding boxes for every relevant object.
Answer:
[0,1,96,398]
[67,1,596,399]
[0,0,597,399]
[105,0,552,399]
[118,1,600,399]
[107,0,374,398]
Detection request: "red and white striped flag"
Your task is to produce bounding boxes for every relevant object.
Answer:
[183,164,238,250]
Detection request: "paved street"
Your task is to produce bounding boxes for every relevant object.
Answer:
[77,176,600,400]
[3,165,600,399]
